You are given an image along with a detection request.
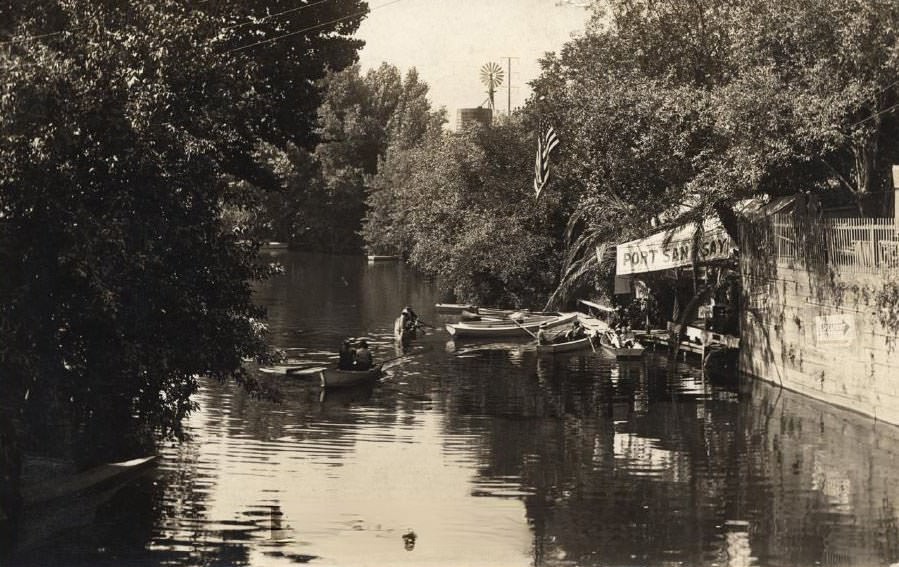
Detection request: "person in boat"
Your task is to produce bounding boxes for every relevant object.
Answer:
[400,306,419,331]
[338,339,355,370]
[565,320,587,341]
[353,339,373,370]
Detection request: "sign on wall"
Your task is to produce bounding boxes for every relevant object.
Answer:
[814,314,855,345]
[615,219,735,275]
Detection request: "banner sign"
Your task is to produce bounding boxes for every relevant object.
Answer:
[616,220,734,275]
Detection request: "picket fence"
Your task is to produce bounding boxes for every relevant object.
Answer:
[768,213,899,274]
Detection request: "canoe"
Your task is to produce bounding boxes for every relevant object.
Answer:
[536,336,593,354]
[446,312,577,338]
[367,255,399,262]
[451,313,566,329]
[23,456,158,507]
[319,365,383,388]
[435,303,474,314]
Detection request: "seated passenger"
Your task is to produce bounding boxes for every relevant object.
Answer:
[353,340,373,370]
[338,339,355,370]
[565,321,586,341]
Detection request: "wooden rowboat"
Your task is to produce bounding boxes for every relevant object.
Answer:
[367,255,400,262]
[445,312,577,339]
[536,336,593,354]
[319,365,383,388]
[598,330,646,359]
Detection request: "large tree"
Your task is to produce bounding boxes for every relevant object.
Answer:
[0,0,366,460]
[277,63,444,252]
[364,117,563,307]
[532,0,899,303]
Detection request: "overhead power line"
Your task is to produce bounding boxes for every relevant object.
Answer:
[224,0,404,55]
[222,0,340,31]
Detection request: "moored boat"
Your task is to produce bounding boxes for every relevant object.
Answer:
[598,329,645,359]
[319,365,383,388]
[435,303,474,314]
[536,336,594,354]
[445,312,577,339]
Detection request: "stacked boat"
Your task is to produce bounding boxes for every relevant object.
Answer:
[445,312,577,339]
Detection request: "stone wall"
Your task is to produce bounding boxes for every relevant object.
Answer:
[740,261,899,425]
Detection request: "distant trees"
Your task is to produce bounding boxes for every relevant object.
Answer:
[267,63,445,252]
[363,117,564,306]
[0,0,365,458]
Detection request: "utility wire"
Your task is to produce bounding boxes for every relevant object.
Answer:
[850,100,899,128]
[0,29,66,46]
[224,0,403,55]
[222,0,340,31]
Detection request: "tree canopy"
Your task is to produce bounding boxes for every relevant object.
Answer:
[0,0,366,460]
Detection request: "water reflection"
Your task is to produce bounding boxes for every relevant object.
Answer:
[11,252,899,566]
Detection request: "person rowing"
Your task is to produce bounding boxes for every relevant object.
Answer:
[400,306,419,331]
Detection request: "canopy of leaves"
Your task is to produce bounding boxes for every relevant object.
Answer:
[266,63,445,253]
[532,0,899,304]
[364,118,564,307]
[0,0,366,461]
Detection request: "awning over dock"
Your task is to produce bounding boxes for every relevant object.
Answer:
[615,218,735,276]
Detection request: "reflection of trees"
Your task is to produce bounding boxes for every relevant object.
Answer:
[438,344,899,566]
[436,351,755,565]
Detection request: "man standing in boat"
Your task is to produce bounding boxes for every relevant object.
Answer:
[354,340,373,370]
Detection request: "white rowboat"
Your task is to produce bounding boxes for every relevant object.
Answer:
[446,312,577,339]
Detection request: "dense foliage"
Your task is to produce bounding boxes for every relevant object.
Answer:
[0,0,365,457]
[530,0,899,304]
[364,117,565,307]
[258,63,445,252]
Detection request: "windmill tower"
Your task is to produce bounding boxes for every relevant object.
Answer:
[480,62,504,111]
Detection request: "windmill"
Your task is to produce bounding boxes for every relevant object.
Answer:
[480,62,504,111]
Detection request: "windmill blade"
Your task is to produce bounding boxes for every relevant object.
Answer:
[480,62,504,88]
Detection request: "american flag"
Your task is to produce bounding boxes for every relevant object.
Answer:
[533,122,560,199]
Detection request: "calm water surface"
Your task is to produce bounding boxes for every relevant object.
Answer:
[14,252,899,566]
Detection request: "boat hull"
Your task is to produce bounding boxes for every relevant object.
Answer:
[536,336,593,354]
[319,366,382,388]
[435,303,473,314]
[446,312,577,338]
[599,343,645,359]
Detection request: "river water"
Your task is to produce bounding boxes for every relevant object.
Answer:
[13,252,899,567]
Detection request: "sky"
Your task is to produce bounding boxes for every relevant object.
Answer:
[356,0,590,126]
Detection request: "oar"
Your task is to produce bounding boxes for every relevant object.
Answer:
[510,317,539,339]
[587,331,597,353]
[285,365,326,375]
